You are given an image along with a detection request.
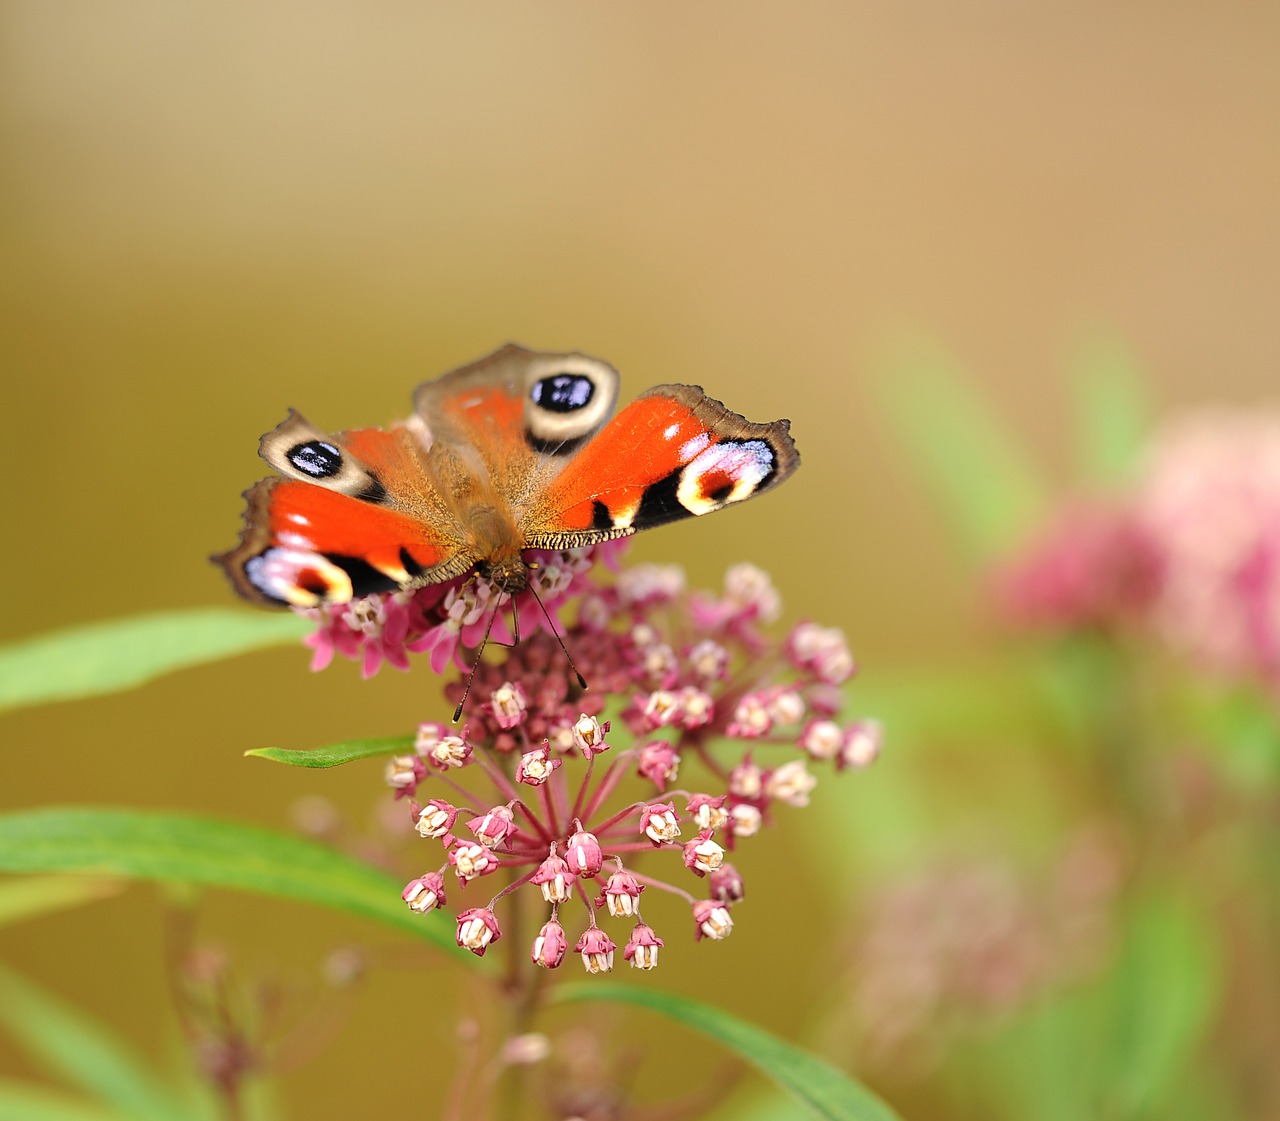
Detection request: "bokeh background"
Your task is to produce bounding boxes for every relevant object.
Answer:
[3,3,1279,1119]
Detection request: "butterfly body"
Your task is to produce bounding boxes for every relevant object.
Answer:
[215,345,799,608]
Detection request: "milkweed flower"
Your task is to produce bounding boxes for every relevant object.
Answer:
[298,547,876,971]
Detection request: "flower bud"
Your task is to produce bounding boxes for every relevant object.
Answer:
[709,863,745,904]
[384,754,424,791]
[766,759,817,807]
[693,900,734,941]
[687,793,729,833]
[575,926,617,974]
[516,745,561,786]
[571,714,610,759]
[841,720,883,770]
[467,804,517,848]
[531,850,574,904]
[455,907,501,956]
[800,719,844,762]
[450,841,499,883]
[599,870,644,917]
[624,923,664,970]
[401,872,446,914]
[683,830,725,876]
[636,740,681,791]
[415,799,459,840]
[640,802,681,846]
[490,682,528,729]
[531,920,568,969]
[565,826,604,878]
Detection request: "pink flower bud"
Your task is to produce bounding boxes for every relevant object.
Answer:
[598,870,644,917]
[531,850,574,904]
[531,919,568,969]
[766,759,816,807]
[575,926,617,974]
[415,799,458,839]
[455,907,501,956]
[786,623,855,685]
[693,900,734,941]
[682,829,725,876]
[709,863,745,903]
[727,693,772,739]
[467,804,517,848]
[449,841,499,883]
[571,714,610,758]
[636,740,681,791]
[516,744,561,786]
[384,754,424,791]
[840,720,883,770]
[800,719,844,761]
[723,563,780,622]
[640,690,681,730]
[401,872,446,913]
[640,642,679,687]
[489,681,528,729]
[728,759,765,800]
[686,639,729,682]
[730,803,763,837]
[687,793,729,833]
[413,721,450,756]
[766,689,806,726]
[623,923,664,971]
[677,687,715,730]
[427,734,472,771]
[565,826,604,878]
[640,802,681,846]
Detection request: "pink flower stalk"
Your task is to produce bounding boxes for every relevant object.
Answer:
[300,547,874,970]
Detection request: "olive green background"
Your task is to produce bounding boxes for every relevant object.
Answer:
[2,3,1278,1118]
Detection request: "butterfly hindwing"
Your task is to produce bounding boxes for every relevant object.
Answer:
[522,384,799,547]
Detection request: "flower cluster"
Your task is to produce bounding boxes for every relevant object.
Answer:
[995,409,1280,686]
[307,548,875,973]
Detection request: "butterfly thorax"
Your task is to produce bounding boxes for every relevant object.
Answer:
[464,502,529,594]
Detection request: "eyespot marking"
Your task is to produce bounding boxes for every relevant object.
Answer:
[531,374,595,413]
[287,441,343,478]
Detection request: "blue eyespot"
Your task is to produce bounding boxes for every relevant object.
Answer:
[531,374,594,413]
[288,441,342,478]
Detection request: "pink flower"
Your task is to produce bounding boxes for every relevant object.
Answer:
[709,863,745,903]
[467,805,517,849]
[636,740,681,790]
[623,924,664,971]
[640,802,681,846]
[682,830,725,876]
[531,920,568,969]
[565,827,603,878]
[449,841,499,884]
[692,900,734,942]
[598,870,645,917]
[456,908,502,956]
[531,851,574,904]
[575,927,617,974]
[516,745,560,786]
[414,799,459,840]
[401,872,446,913]
[489,681,528,729]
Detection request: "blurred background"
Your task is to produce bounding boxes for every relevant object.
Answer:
[3,3,1279,1119]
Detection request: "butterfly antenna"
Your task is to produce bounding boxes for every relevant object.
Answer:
[452,602,502,724]
[525,572,588,691]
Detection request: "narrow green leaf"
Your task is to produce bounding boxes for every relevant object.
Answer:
[1070,331,1148,487]
[1104,893,1220,1115]
[0,609,308,715]
[0,875,123,929]
[872,342,1048,560]
[0,808,466,958]
[556,984,901,1121]
[246,735,414,768]
[0,1081,144,1121]
[0,964,188,1121]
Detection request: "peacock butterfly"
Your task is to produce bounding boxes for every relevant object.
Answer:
[214,344,799,609]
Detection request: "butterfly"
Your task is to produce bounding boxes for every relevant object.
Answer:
[214,344,800,610]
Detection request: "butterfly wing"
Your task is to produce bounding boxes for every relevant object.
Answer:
[412,343,621,490]
[520,384,799,547]
[214,410,472,607]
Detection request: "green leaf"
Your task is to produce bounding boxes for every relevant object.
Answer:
[872,341,1048,561]
[1103,893,1221,1116]
[246,735,415,768]
[0,1081,147,1121]
[0,875,124,929]
[0,808,465,958]
[556,984,901,1121]
[0,964,190,1121]
[0,609,308,716]
[1070,331,1148,487]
